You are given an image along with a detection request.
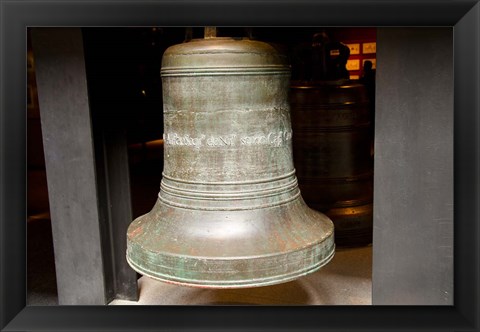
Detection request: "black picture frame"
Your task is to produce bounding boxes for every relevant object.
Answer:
[1,0,479,331]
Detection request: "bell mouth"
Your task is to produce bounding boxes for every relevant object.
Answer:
[127,241,335,288]
[126,197,335,289]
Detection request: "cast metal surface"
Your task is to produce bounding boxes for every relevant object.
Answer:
[290,80,373,246]
[126,37,335,288]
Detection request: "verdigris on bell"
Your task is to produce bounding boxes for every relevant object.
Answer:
[126,27,335,288]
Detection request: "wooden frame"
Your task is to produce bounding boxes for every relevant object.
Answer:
[1,0,478,331]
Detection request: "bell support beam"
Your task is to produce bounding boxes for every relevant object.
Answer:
[372,27,454,305]
[31,28,138,304]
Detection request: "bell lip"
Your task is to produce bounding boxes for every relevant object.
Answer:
[127,228,334,261]
[126,197,335,287]
[126,244,335,289]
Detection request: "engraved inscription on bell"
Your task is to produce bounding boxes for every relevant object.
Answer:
[164,130,292,148]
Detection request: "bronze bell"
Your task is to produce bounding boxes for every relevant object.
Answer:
[290,33,374,246]
[290,81,374,246]
[126,30,335,288]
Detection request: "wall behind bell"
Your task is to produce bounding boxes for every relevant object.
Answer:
[328,28,377,80]
[252,27,376,80]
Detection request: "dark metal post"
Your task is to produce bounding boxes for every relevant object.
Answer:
[372,28,454,305]
[31,28,138,304]
[93,128,138,301]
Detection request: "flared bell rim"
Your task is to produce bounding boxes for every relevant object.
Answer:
[126,196,335,288]
[126,243,335,289]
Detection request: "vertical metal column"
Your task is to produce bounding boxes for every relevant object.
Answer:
[93,128,138,302]
[31,28,138,304]
[372,28,454,305]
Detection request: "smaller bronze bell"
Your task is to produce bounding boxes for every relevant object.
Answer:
[290,33,374,247]
[126,29,335,288]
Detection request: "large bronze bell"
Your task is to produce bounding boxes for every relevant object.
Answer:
[126,30,335,288]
